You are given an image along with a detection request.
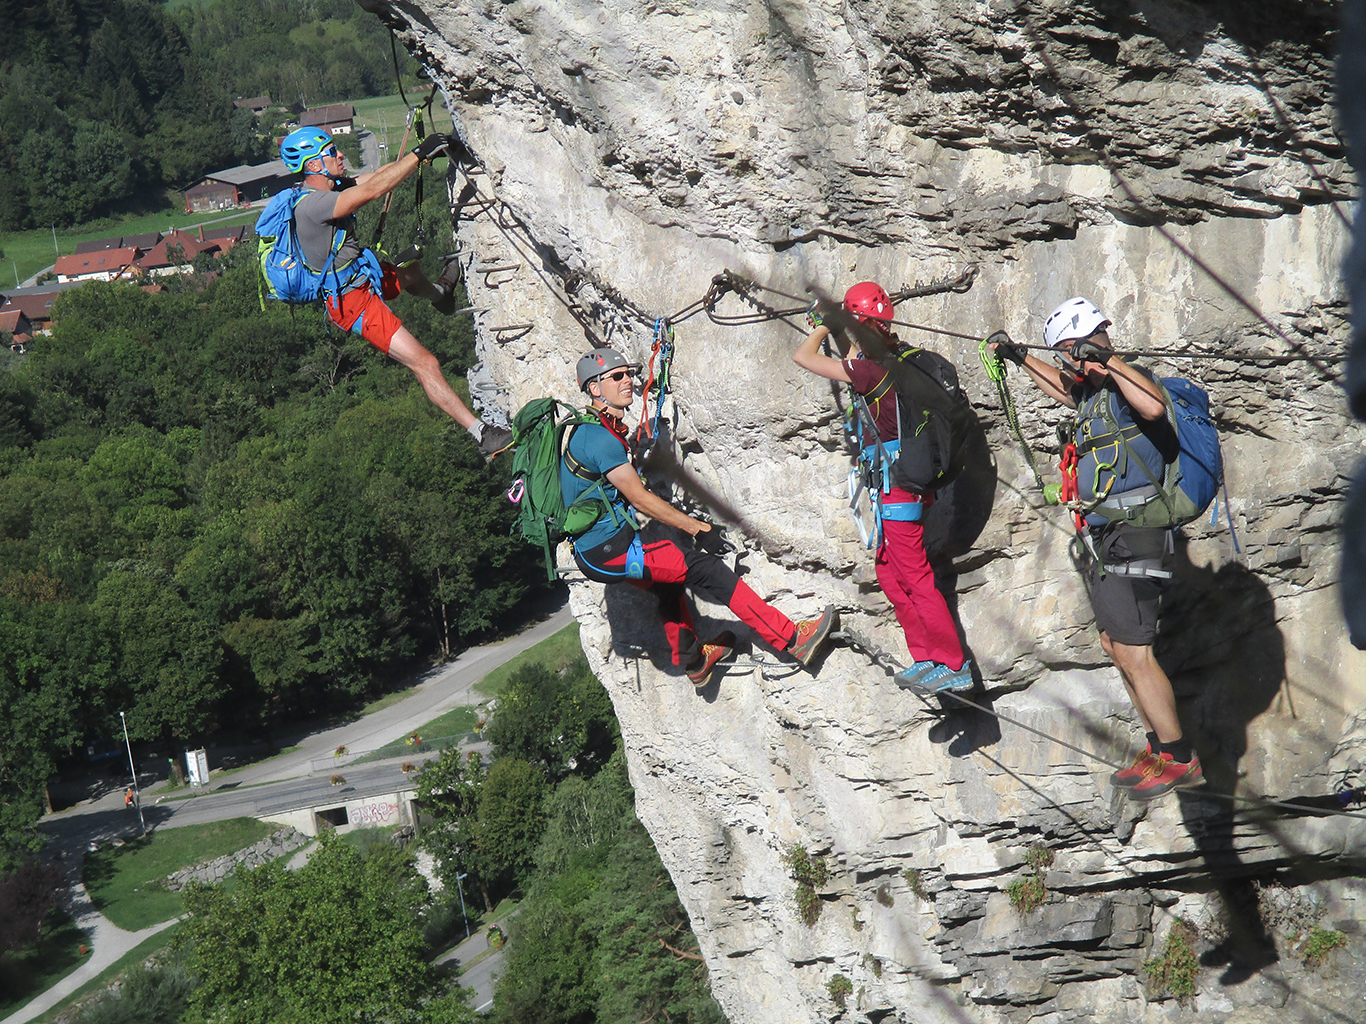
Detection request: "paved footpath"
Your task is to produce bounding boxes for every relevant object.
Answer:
[4,600,570,1024]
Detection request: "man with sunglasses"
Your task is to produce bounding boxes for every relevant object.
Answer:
[565,347,836,686]
[990,298,1201,801]
[278,126,512,458]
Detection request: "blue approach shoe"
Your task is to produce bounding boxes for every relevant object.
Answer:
[898,660,975,695]
[894,660,939,691]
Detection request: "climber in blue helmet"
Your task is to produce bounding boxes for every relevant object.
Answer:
[277,125,512,459]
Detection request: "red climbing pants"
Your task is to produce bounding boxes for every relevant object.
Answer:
[576,535,796,666]
[876,488,965,669]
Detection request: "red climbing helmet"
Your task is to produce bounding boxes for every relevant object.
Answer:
[843,282,894,326]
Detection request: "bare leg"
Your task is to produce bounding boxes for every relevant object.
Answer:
[1101,631,1182,743]
[385,327,477,429]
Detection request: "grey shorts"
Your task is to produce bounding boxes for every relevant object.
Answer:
[1082,525,1171,645]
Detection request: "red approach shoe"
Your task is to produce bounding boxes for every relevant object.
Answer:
[1128,752,1205,801]
[687,631,736,688]
[1110,747,1160,789]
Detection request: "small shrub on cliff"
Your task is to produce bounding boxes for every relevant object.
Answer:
[1303,927,1348,969]
[903,867,928,900]
[783,845,828,926]
[826,973,853,1009]
[875,883,894,907]
[1005,875,1047,915]
[1144,919,1199,999]
[1024,843,1054,872]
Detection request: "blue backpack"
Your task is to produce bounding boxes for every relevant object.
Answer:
[1081,376,1222,530]
[254,187,376,306]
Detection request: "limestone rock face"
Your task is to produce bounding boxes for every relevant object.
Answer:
[378,1,1364,1020]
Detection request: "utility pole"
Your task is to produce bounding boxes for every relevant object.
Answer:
[119,711,146,834]
[455,871,471,938]
[51,225,59,258]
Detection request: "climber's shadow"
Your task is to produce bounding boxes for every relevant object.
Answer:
[1156,532,1286,985]
[926,685,1003,755]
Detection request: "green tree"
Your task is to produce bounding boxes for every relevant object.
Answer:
[491,753,723,1024]
[180,832,467,1024]
[487,658,619,782]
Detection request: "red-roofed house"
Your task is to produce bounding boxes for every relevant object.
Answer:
[234,95,272,113]
[136,231,222,277]
[0,289,67,332]
[1,311,32,346]
[301,103,355,134]
[54,248,140,283]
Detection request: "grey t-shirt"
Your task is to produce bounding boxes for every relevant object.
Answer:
[292,188,364,272]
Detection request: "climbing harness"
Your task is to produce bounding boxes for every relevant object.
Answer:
[844,392,918,549]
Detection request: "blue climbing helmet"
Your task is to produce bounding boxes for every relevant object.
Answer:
[280,127,333,173]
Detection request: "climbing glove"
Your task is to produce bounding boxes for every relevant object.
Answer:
[986,330,1026,366]
[1068,338,1111,365]
[412,133,453,162]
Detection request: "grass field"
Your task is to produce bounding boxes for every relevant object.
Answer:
[25,924,182,1024]
[0,910,90,1018]
[83,818,274,930]
[2,207,259,287]
[352,93,454,158]
[475,621,582,698]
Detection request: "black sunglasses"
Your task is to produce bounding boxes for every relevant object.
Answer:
[598,369,637,383]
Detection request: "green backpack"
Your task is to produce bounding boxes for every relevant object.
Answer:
[506,398,636,580]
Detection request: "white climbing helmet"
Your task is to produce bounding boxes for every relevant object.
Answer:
[1043,297,1110,349]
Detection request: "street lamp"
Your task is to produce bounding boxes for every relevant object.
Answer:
[118,711,146,834]
[455,871,471,938]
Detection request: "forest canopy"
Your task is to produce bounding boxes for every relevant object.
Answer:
[0,0,418,229]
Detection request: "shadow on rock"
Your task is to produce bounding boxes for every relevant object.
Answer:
[1158,533,1285,985]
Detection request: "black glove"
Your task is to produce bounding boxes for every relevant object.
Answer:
[411,133,452,162]
[1068,338,1111,365]
[987,330,1026,366]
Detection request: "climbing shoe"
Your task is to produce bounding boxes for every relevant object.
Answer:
[899,660,974,695]
[788,606,836,666]
[687,631,736,688]
[476,423,514,461]
[1127,752,1205,800]
[895,660,940,691]
[432,258,462,315]
[1109,747,1160,789]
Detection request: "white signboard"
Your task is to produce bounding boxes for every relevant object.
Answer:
[186,748,210,787]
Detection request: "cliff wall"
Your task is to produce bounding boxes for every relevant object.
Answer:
[369,1,1364,1020]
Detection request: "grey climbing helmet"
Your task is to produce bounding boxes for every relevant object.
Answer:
[576,348,639,391]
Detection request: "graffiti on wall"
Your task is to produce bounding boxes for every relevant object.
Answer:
[352,801,400,826]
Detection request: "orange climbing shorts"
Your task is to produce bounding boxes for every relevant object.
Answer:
[325,280,404,353]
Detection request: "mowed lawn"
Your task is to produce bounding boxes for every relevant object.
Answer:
[475,620,582,698]
[352,93,454,156]
[3,207,259,285]
[83,817,274,930]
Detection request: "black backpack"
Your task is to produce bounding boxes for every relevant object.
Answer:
[880,346,972,494]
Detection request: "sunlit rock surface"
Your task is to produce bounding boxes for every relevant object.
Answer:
[369,1,1364,1020]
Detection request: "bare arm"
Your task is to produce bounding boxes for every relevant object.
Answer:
[1102,357,1168,421]
[792,325,853,383]
[330,152,422,219]
[606,463,711,535]
[987,340,1078,408]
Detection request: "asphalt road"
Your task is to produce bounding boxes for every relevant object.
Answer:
[9,600,572,1024]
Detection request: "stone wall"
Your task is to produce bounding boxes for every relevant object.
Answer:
[372,2,1364,1021]
[161,828,308,891]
